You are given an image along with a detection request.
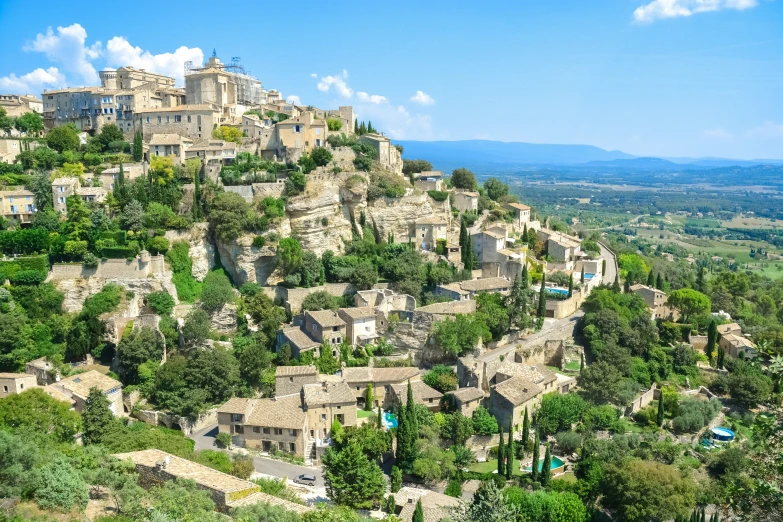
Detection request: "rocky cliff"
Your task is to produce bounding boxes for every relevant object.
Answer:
[165,223,215,281]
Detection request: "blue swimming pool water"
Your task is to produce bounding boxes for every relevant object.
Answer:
[524,456,565,472]
[383,412,398,429]
[547,288,569,295]
[584,273,595,279]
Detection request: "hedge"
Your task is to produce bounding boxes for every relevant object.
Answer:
[428,190,450,202]
[0,254,49,281]
[101,230,127,246]
[101,246,138,259]
[9,269,47,285]
[0,228,50,255]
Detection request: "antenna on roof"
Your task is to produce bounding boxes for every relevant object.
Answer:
[212,48,217,58]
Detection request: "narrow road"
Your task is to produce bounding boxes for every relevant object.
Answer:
[189,424,325,487]
[598,240,618,285]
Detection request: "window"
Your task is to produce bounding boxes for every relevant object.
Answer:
[58,197,65,204]
[187,115,191,122]
[274,428,283,435]
[315,128,321,135]
[253,426,260,433]
[278,441,286,451]
[231,414,242,422]
[157,116,162,123]
[166,116,170,123]
[289,377,294,383]
[2,386,6,392]
[234,425,244,434]
[174,115,181,122]
[263,427,270,434]
[19,384,23,390]
[288,429,297,436]
[294,125,301,132]
[289,443,296,452]
[321,414,327,420]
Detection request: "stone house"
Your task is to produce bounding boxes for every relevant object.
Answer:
[393,487,461,522]
[241,113,268,138]
[472,228,508,265]
[719,333,757,358]
[413,170,444,191]
[0,94,43,117]
[136,105,219,141]
[0,189,37,223]
[97,162,146,192]
[276,327,320,359]
[302,381,357,441]
[537,229,582,267]
[387,380,443,412]
[414,216,448,251]
[489,376,542,433]
[303,310,346,354]
[274,365,319,397]
[52,177,79,214]
[355,288,417,316]
[444,387,485,417]
[112,449,309,515]
[0,373,38,398]
[435,277,513,301]
[25,357,59,385]
[358,133,403,175]
[453,190,479,213]
[49,370,123,416]
[505,202,531,229]
[276,112,328,154]
[630,284,679,321]
[338,307,379,346]
[0,140,21,164]
[149,133,192,164]
[184,139,237,182]
[340,367,421,409]
[217,395,307,457]
[717,323,742,337]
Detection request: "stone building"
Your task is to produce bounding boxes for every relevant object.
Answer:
[183,139,237,182]
[48,370,123,416]
[303,310,346,353]
[338,307,379,346]
[100,67,175,90]
[414,216,448,251]
[148,134,193,164]
[413,170,444,191]
[0,94,43,117]
[0,189,37,223]
[630,284,679,321]
[505,202,531,229]
[358,133,403,175]
[453,190,479,213]
[0,140,22,164]
[276,112,328,156]
[0,373,38,398]
[387,380,443,412]
[51,177,108,214]
[274,365,319,397]
[719,333,757,358]
[112,449,309,514]
[217,395,307,457]
[435,277,513,301]
[340,366,421,409]
[136,105,219,140]
[489,376,541,433]
[444,387,485,417]
[25,357,60,385]
[302,381,357,440]
[277,327,320,359]
[185,53,263,119]
[537,229,583,269]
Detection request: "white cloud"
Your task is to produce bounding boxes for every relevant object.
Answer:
[746,121,783,139]
[703,127,733,140]
[103,37,203,85]
[356,91,387,104]
[310,73,317,78]
[409,90,435,105]
[0,67,65,93]
[287,95,302,105]
[633,0,758,23]
[317,70,353,98]
[24,23,101,84]
[355,103,433,140]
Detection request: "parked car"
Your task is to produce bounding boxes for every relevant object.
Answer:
[294,474,317,486]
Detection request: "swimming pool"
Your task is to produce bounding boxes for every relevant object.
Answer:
[524,455,565,473]
[584,273,595,279]
[383,411,398,429]
[711,427,735,443]
[547,288,569,296]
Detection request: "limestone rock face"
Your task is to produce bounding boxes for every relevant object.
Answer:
[366,191,446,242]
[55,276,169,313]
[286,181,353,255]
[216,235,279,287]
[210,302,238,334]
[165,223,215,282]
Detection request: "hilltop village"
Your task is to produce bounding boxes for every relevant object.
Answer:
[0,54,776,522]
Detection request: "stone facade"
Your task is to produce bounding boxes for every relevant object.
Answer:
[0,373,38,398]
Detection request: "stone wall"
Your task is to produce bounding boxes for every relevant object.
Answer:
[624,384,657,416]
[251,182,285,200]
[283,283,354,314]
[224,185,254,202]
[135,408,218,436]
[49,254,166,280]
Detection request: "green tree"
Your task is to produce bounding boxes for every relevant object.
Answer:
[647,270,655,287]
[82,387,117,445]
[322,441,386,509]
[365,383,374,411]
[540,444,552,486]
[121,199,145,232]
[316,342,340,374]
[147,291,176,316]
[432,314,491,357]
[656,272,664,290]
[278,237,304,276]
[116,326,164,384]
[536,393,587,436]
[497,424,505,475]
[200,270,234,313]
[483,178,509,201]
[706,319,717,363]
[182,308,211,348]
[413,499,424,522]
[208,191,252,242]
[577,361,625,404]
[602,460,696,522]
[505,425,514,479]
[657,398,665,427]
[35,457,90,511]
[456,480,518,522]
[390,465,402,493]
[14,111,44,135]
[451,168,477,190]
[212,125,244,143]
[46,123,80,152]
[0,388,81,442]
[568,273,574,298]
[311,146,333,166]
[521,407,530,452]
[667,289,711,323]
[536,276,547,327]
[472,406,499,435]
[132,129,143,161]
[531,432,540,482]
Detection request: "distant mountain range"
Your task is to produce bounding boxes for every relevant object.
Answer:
[395,140,783,171]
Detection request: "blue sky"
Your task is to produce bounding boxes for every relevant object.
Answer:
[1,0,781,159]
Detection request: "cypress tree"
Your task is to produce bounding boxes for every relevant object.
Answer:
[505,424,514,479]
[580,353,585,371]
[647,270,655,286]
[497,425,505,475]
[531,432,540,482]
[700,508,706,522]
[537,277,547,325]
[193,161,202,220]
[360,210,366,227]
[540,443,552,486]
[522,223,528,240]
[656,272,664,290]
[354,118,359,134]
[82,387,115,445]
[377,405,383,429]
[464,236,475,270]
[372,220,382,244]
[657,397,665,427]
[623,278,631,294]
[365,383,374,411]
[612,274,621,292]
[406,380,418,435]
[133,129,143,161]
[717,346,725,370]
[521,408,530,453]
[568,274,574,298]
[413,499,424,522]
[459,220,468,261]
[696,266,705,292]
[706,319,717,363]
[521,264,529,289]
[580,266,585,284]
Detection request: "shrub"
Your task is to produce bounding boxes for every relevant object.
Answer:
[147,291,175,316]
[215,432,232,448]
[326,118,343,131]
[671,397,722,433]
[252,235,266,248]
[82,252,99,268]
[428,190,449,202]
[311,146,333,167]
[147,236,170,255]
[200,270,234,313]
[9,269,47,285]
[554,431,582,453]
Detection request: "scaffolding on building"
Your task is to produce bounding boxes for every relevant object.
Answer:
[184,51,263,106]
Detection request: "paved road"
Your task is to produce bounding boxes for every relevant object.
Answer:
[189,424,325,487]
[598,240,618,285]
